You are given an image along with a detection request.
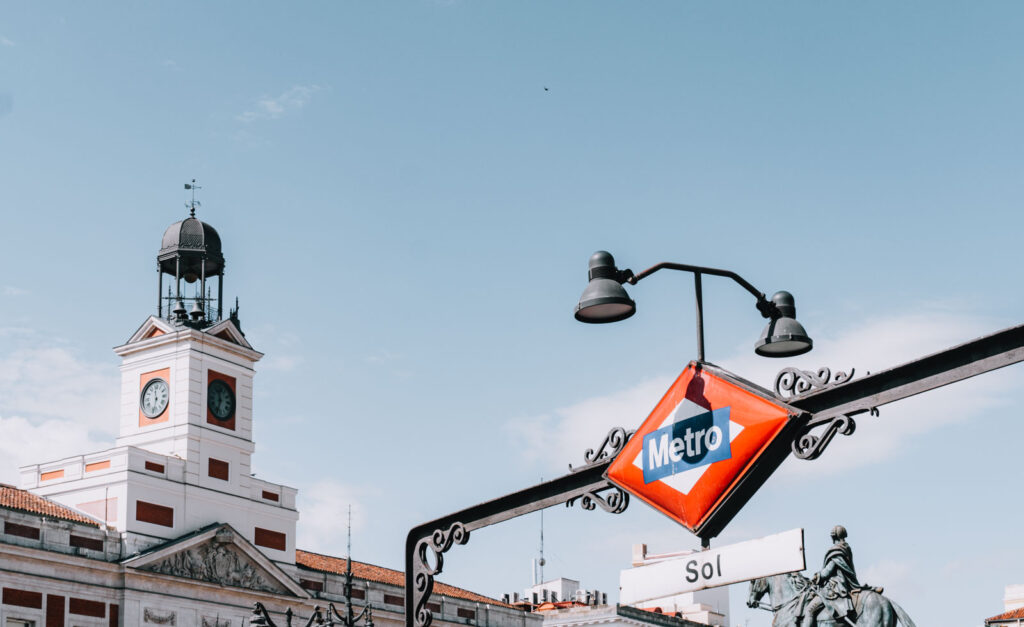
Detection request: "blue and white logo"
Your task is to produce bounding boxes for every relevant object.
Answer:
[642,406,732,484]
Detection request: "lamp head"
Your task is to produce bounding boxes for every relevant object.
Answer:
[574,251,636,324]
[754,291,813,357]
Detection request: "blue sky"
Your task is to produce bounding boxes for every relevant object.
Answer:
[2,3,1024,625]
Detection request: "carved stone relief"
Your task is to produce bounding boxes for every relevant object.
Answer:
[139,539,287,594]
[202,617,231,627]
[144,608,177,625]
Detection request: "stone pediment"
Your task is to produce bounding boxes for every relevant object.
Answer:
[204,318,252,349]
[125,316,176,344]
[124,524,308,598]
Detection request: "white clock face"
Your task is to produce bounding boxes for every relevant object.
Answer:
[208,379,235,421]
[141,378,169,418]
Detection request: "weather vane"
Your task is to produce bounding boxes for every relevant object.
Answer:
[184,179,202,217]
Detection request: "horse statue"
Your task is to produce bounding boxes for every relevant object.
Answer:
[747,573,916,627]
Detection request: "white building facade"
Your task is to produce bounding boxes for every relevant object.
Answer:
[1,208,534,627]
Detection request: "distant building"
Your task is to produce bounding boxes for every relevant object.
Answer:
[501,543,727,627]
[985,584,1024,626]
[619,544,728,627]
[1,206,534,627]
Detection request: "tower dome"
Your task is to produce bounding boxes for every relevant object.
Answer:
[158,216,225,279]
[155,194,227,326]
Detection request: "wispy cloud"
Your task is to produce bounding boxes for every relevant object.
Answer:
[0,415,112,484]
[504,376,672,470]
[0,336,119,483]
[862,558,918,598]
[1,286,27,297]
[260,354,301,372]
[0,37,15,47]
[504,309,1017,479]
[0,346,118,425]
[366,349,403,365]
[237,85,321,123]
[296,479,370,556]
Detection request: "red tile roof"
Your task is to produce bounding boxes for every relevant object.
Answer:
[987,607,1024,623]
[0,484,99,526]
[295,549,515,609]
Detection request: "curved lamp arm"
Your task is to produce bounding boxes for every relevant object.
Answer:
[574,251,811,361]
[626,262,781,320]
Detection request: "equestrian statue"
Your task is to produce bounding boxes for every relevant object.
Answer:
[747,526,916,627]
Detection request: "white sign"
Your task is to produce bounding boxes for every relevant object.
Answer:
[619,528,805,602]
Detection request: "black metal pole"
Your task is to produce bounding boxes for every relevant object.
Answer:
[404,459,623,627]
[201,259,206,318]
[694,272,705,362]
[157,266,163,317]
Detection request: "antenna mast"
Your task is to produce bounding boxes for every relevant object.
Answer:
[539,508,545,584]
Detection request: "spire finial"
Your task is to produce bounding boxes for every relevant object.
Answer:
[184,179,202,217]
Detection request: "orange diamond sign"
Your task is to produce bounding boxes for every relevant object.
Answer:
[606,362,802,538]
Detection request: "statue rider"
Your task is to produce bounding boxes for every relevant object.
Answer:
[802,525,859,627]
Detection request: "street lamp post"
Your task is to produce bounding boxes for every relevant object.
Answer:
[403,252,1024,627]
[574,251,813,360]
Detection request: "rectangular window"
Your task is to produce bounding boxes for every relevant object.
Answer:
[4,522,40,540]
[70,535,104,551]
[208,458,229,481]
[457,609,476,620]
[40,470,64,481]
[350,588,365,600]
[426,603,441,613]
[85,460,110,472]
[261,490,279,502]
[144,461,165,473]
[2,588,42,609]
[253,527,286,551]
[384,595,404,607]
[46,594,64,627]
[6,619,35,627]
[109,603,119,627]
[299,579,324,592]
[135,501,174,527]
[69,598,105,618]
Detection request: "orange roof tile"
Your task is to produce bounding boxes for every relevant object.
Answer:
[987,607,1024,623]
[295,549,515,609]
[0,484,99,527]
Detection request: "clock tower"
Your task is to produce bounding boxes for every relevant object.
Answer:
[20,204,300,569]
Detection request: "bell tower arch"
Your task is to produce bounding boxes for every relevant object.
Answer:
[157,182,226,325]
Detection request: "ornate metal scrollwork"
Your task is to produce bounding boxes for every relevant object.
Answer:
[249,603,325,627]
[774,367,856,400]
[566,484,630,514]
[569,427,635,472]
[413,522,469,627]
[792,408,878,460]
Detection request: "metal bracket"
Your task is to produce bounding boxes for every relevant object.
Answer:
[405,428,636,627]
[412,522,470,627]
[775,367,856,400]
[566,484,629,514]
[570,427,634,472]
[792,408,878,460]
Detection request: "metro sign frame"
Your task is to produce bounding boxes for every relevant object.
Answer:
[606,361,807,540]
